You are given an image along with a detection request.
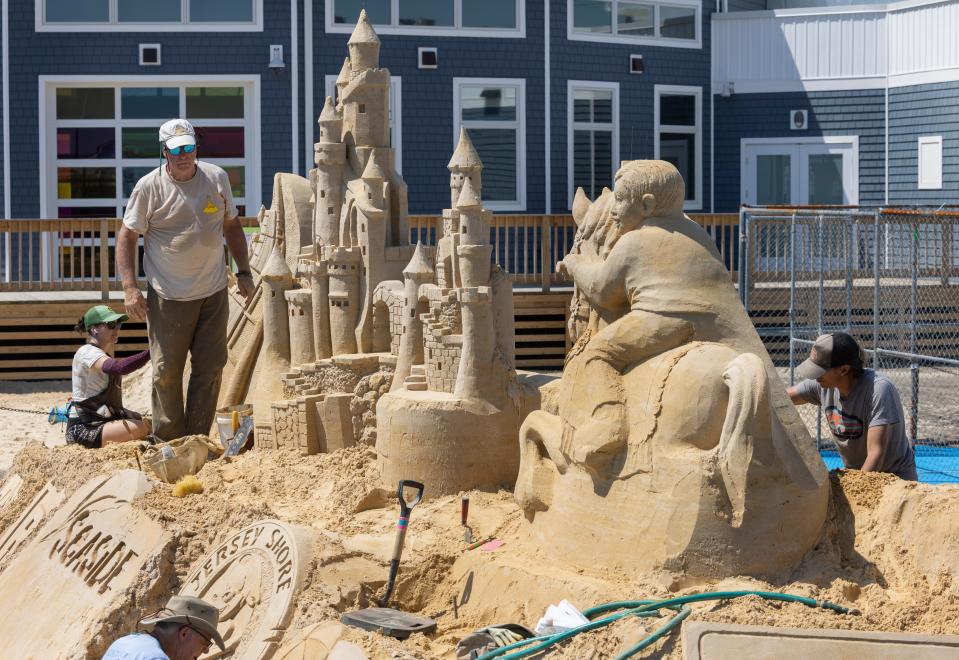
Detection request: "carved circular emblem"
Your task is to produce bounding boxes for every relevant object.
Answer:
[181,520,310,659]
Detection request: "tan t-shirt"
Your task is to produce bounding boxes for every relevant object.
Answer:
[123,161,238,301]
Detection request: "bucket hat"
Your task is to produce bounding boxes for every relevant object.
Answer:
[139,595,226,651]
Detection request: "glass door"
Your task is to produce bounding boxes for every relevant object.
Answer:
[742,138,858,207]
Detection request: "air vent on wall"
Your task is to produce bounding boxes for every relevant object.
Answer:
[418,47,438,69]
[139,44,161,66]
[790,109,808,130]
[630,54,644,74]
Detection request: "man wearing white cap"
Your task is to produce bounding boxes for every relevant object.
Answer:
[788,332,917,480]
[116,119,255,441]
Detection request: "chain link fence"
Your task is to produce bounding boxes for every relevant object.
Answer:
[740,207,959,483]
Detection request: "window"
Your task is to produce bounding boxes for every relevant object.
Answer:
[918,136,943,190]
[41,77,260,280]
[568,82,619,206]
[327,0,523,37]
[569,0,700,47]
[654,85,702,210]
[323,76,402,174]
[454,78,526,211]
[740,138,859,206]
[38,0,261,30]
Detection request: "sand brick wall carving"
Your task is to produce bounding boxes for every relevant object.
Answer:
[181,520,312,659]
[0,470,170,657]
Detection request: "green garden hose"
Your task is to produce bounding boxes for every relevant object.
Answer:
[475,589,857,660]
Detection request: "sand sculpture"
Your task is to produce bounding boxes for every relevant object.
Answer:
[0,473,22,511]
[0,470,169,657]
[514,161,830,578]
[374,131,536,496]
[219,12,533,486]
[179,520,312,659]
[0,480,63,564]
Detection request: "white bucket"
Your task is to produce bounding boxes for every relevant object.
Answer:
[215,404,254,448]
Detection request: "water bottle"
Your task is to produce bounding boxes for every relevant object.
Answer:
[160,445,174,461]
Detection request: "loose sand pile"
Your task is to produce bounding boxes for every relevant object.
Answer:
[2,376,959,657]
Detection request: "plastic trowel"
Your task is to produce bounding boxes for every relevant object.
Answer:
[341,480,437,639]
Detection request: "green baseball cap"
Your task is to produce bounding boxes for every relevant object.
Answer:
[83,305,128,328]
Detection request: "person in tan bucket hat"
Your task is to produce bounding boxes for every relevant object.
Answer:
[102,595,225,659]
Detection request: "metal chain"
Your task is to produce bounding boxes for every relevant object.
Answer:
[0,403,50,416]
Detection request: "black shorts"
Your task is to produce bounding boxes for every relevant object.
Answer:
[65,417,104,449]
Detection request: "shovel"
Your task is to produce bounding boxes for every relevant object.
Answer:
[341,480,437,639]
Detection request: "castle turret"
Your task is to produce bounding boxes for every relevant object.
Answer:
[455,178,492,288]
[314,96,346,247]
[453,286,494,402]
[285,289,315,367]
[348,10,380,75]
[260,231,293,365]
[391,243,434,391]
[304,259,332,359]
[335,57,351,106]
[326,246,363,354]
[448,127,483,208]
[361,155,386,210]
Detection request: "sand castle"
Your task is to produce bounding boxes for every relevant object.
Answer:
[514,160,831,579]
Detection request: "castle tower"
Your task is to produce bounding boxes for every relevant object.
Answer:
[391,243,434,391]
[260,231,293,365]
[326,247,363,354]
[361,155,386,210]
[447,127,483,208]
[314,96,346,247]
[335,57,351,107]
[285,289,315,368]
[454,178,492,288]
[348,10,380,75]
[453,286,494,402]
[304,259,332,359]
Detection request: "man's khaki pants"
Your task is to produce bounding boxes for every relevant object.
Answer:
[148,286,228,440]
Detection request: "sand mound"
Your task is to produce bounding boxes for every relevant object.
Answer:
[2,436,959,658]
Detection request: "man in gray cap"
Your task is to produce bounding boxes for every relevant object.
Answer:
[788,332,917,480]
[116,118,255,441]
[102,595,226,659]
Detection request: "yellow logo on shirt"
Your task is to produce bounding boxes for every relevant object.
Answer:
[203,198,220,214]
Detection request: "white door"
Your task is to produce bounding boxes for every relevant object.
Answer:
[742,138,859,207]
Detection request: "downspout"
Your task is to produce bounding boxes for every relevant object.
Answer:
[544,0,551,214]
[304,0,314,174]
[884,9,889,205]
[291,0,299,174]
[3,0,10,281]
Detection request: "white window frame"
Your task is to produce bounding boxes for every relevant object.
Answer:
[36,0,264,32]
[739,136,860,206]
[324,75,402,175]
[453,77,526,212]
[917,135,943,190]
[39,75,261,279]
[325,0,525,38]
[567,80,619,208]
[567,0,701,49]
[654,84,702,211]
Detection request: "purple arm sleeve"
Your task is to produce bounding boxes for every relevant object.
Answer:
[101,349,150,376]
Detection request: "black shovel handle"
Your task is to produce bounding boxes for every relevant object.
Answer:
[397,479,424,518]
[380,480,425,607]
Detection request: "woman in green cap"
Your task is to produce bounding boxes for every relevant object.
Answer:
[67,304,151,448]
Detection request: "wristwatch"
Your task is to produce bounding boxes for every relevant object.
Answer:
[236,270,253,278]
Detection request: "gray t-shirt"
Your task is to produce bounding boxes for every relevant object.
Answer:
[795,370,916,479]
[123,161,238,301]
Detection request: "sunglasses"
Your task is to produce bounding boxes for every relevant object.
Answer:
[100,321,122,329]
[166,144,196,156]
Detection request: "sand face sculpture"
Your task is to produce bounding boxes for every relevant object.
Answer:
[374,130,537,497]
[0,470,169,657]
[180,520,312,659]
[514,161,830,579]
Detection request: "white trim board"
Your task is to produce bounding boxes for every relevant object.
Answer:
[324,0,525,38]
[654,84,703,211]
[917,135,943,190]
[452,77,527,212]
[35,0,265,32]
[566,80,619,210]
[711,70,959,94]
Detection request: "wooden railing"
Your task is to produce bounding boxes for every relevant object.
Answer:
[0,214,740,297]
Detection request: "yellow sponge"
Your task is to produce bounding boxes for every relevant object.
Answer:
[172,474,204,497]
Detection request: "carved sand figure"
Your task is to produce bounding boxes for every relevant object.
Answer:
[515,160,830,578]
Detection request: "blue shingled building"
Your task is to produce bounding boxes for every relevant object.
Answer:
[0,0,956,227]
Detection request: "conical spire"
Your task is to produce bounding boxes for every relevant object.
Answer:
[455,175,481,210]
[361,156,386,181]
[403,242,434,279]
[447,127,483,171]
[336,57,351,87]
[348,9,380,46]
[319,95,337,122]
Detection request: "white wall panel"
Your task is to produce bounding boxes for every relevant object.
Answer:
[713,0,959,93]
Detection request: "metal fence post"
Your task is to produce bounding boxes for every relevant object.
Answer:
[789,212,797,385]
[872,210,881,370]
[910,217,919,441]
[738,207,748,308]
[845,214,853,332]
[816,212,824,447]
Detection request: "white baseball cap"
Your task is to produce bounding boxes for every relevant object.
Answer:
[158,118,196,149]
